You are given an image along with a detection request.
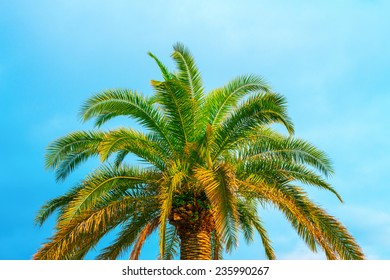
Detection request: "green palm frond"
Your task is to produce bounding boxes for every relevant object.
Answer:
[161,224,180,260]
[55,151,94,182]
[148,52,173,81]
[59,164,157,224]
[237,130,334,177]
[45,130,104,181]
[171,43,204,135]
[237,202,255,243]
[250,214,276,260]
[80,89,175,150]
[113,150,130,167]
[238,158,342,202]
[172,43,204,103]
[151,78,194,146]
[99,128,170,170]
[213,93,294,159]
[204,74,270,129]
[34,185,84,226]
[236,198,276,259]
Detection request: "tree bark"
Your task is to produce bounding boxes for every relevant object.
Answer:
[179,230,212,260]
[169,204,215,260]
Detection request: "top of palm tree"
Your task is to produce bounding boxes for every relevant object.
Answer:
[34,43,364,260]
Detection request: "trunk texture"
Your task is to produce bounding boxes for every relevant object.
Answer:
[179,230,212,260]
[169,204,215,260]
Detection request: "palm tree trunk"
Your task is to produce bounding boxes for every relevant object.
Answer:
[169,205,215,260]
[179,230,212,260]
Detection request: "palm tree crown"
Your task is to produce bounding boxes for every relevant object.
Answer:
[34,43,364,260]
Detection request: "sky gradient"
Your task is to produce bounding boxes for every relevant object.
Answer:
[1,0,389,260]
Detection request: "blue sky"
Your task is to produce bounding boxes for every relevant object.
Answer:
[1,0,389,260]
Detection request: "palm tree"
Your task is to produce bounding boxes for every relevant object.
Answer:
[34,43,364,260]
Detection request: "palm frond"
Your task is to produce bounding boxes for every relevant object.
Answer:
[211,230,223,260]
[236,198,276,259]
[239,179,331,257]
[204,74,270,128]
[161,224,180,260]
[97,208,159,260]
[34,196,145,260]
[195,164,239,252]
[212,93,294,159]
[158,162,186,257]
[238,159,342,202]
[99,128,170,170]
[237,130,334,177]
[246,210,276,260]
[45,130,104,181]
[59,165,156,224]
[172,43,204,104]
[34,185,84,226]
[113,150,130,167]
[130,218,160,260]
[148,52,172,80]
[239,178,363,259]
[80,89,175,151]
[306,202,365,260]
[151,78,193,145]
[236,200,255,243]
[172,43,206,138]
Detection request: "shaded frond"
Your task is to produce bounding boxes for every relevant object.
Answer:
[236,198,276,259]
[246,209,275,260]
[236,200,255,243]
[114,150,130,167]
